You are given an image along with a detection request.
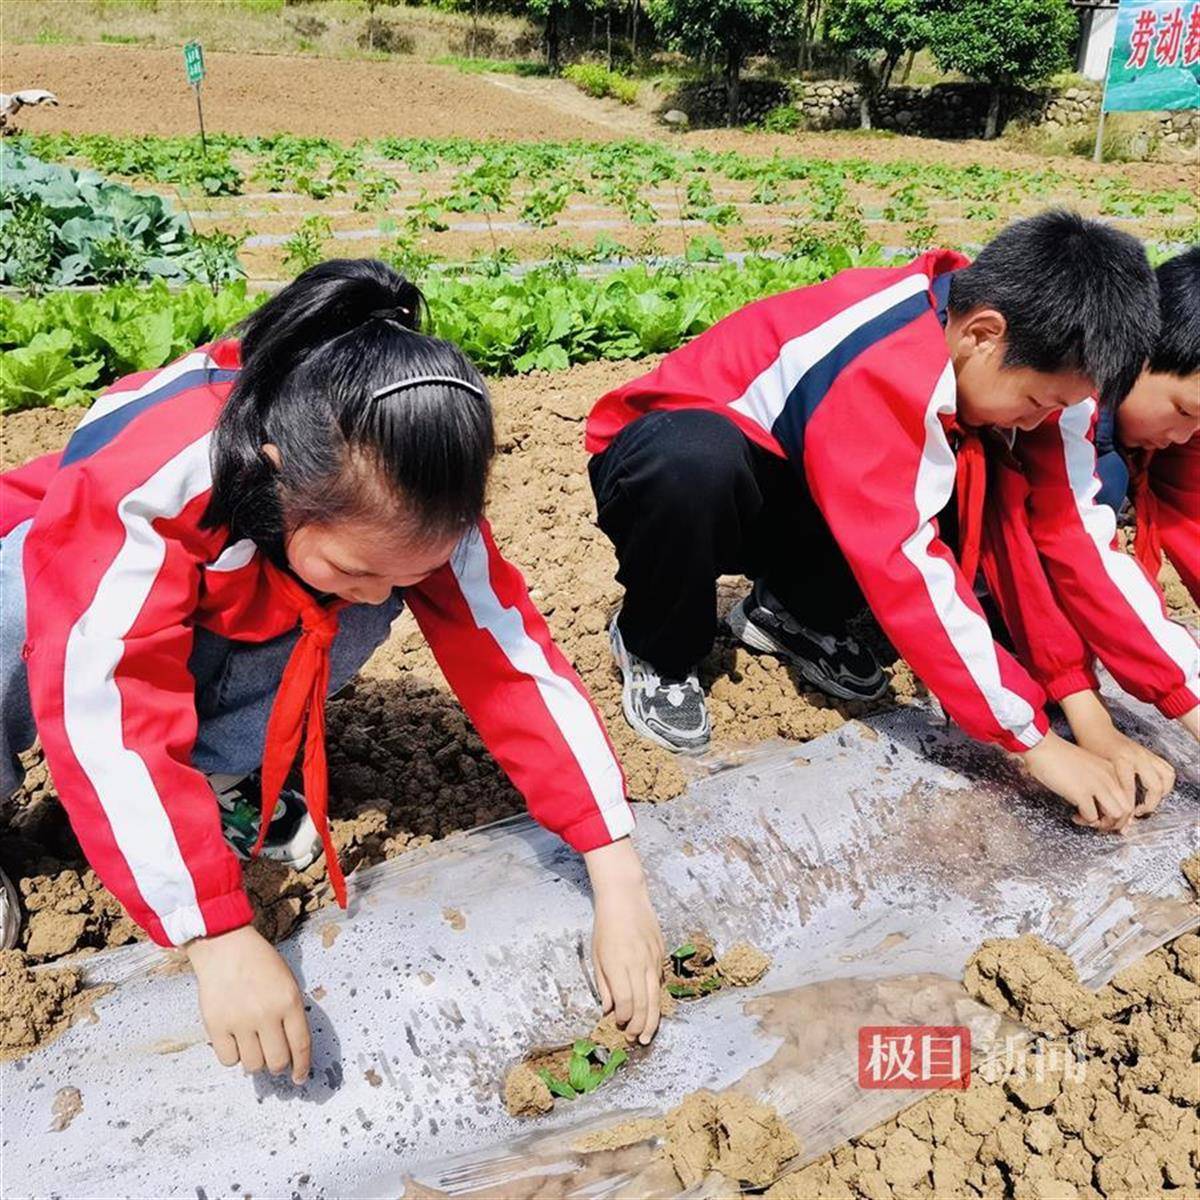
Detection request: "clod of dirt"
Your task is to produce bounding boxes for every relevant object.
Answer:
[50,1085,82,1132]
[503,1063,553,1117]
[782,932,1199,1198]
[664,1089,799,1189]
[0,950,88,1062]
[964,934,1102,1035]
[572,1116,665,1153]
[588,1011,637,1054]
[716,942,772,987]
[1182,851,1200,897]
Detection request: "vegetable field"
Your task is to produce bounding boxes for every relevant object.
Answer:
[4,127,1197,413]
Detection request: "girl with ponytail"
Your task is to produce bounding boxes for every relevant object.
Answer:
[0,259,663,1080]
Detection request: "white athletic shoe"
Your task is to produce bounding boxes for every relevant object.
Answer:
[0,867,21,951]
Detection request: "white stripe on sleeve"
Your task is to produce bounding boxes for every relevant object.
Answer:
[902,362,1042,747]
[1059,400,1199,685]
[63,434,215,945]
[449,529,633,842]
[729,270,931,434]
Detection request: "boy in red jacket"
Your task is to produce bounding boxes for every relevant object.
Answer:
[587,211,1197,833]
[981,247,1199,809]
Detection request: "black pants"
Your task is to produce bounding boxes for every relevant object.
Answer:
[589,409,866,678]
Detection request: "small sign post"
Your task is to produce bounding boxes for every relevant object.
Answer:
[183,40,208,156]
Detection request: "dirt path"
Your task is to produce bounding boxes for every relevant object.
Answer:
[0,44,622,143]
[482,71,665,140]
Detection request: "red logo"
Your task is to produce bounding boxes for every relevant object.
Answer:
[858,1026,971,1090]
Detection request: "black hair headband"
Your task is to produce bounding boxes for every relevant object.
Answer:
[371,374,486,400]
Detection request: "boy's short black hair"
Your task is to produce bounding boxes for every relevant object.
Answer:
[1150,246,1200,377]
[948,210,1159,407]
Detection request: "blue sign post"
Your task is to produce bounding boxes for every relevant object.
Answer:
[1095,1,1200,158]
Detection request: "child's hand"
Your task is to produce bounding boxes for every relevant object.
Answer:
[186,925,311,1083]
[1022,730,1136,833]
[585,839,665,1046]
[1062,690,1175,817]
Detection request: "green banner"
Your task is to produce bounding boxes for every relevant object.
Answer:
[183,41,205,87]
[1103,1,1200,111]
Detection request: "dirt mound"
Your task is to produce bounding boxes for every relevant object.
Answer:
[666,1088,800,1189]
[0,949,99,1063]
[775,930,1200,1198]
[2,45,620,143]
[964,934,1103,1036]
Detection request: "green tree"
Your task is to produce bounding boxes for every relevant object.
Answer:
[928,0,1076,139]
[644,0,796,127]
[825,0,933,130]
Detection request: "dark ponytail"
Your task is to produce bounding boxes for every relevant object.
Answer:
[202,259,494,559]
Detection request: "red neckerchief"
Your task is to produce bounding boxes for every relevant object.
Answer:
[257,561,349,908]
[1126,448,1162,579]
[946,418,987,584]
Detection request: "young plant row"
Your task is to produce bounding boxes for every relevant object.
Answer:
[23,132,1195,226]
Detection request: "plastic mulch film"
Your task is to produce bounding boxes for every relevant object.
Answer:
[4,682,1197,1199]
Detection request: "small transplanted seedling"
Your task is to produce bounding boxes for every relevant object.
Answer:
[536,1039,628,1101]
[665,940,723,1000]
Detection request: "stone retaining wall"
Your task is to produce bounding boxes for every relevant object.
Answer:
[671,78,1200,149]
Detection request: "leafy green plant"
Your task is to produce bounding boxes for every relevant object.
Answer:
[0,200,57,294]
[0,147,239,290]
[188,228,248,294]
[282,215,333,274]
[0,329,105,412]
[760,104,803,134]
[535,1040,628,1101]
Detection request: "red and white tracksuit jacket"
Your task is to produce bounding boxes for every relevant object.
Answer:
[984,411,1199,713]
[0,339,631,948]
[586,250,1200,753]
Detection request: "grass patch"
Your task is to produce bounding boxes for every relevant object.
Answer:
[563,63,638,105]
[433,55,548,76]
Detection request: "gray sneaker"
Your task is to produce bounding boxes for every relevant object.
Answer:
[728,580,888,703]
[610,614,710,754]
[1,867,20,951]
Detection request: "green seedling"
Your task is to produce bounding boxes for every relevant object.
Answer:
[536,1041,629,1102]
[670,942,698,974]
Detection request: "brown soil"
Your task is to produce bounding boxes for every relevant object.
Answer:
[716,941,772,988]
[665,1088,800,1189]
[773,928,1200,1199]
[1183,851,1200,897]
[0,949,107,1063]
[503,1062,554,1118]
[0,45,621,143]
[964,935,1103,1037]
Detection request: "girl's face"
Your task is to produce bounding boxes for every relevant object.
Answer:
[285,519,461,605]
[1116,368,1200,451]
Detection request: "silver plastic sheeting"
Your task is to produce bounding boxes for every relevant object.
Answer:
[4,683,1197,1199]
